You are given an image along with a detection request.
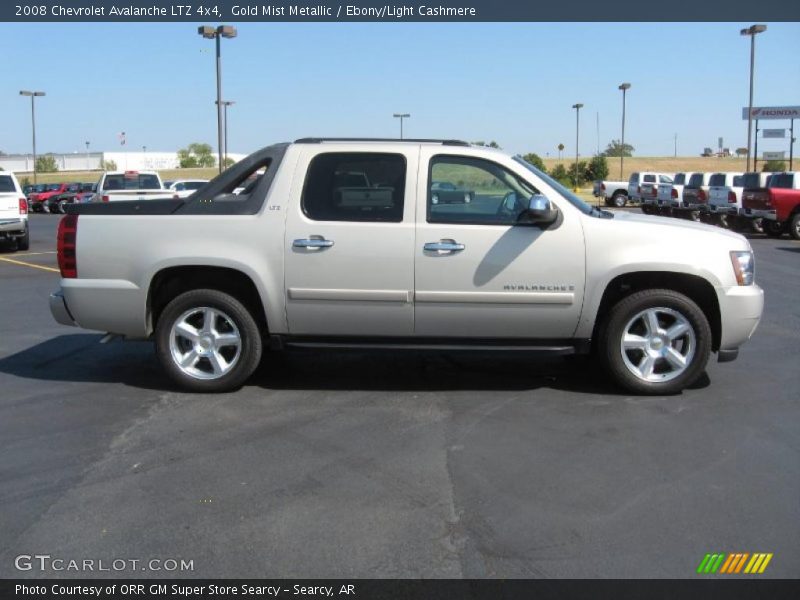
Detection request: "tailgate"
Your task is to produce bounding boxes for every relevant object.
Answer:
[742,190,770,210]
[0,193,21,219]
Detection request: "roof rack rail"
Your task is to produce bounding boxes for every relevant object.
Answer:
[294,137,470,146]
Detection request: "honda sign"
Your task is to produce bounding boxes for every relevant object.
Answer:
[742,106,800,120]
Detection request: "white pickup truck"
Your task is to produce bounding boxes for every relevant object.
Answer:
[0,172,29,251]
[630,172,674,213]
[707,172,745,227]
[656,172,698,213]
[50,138,764,395]
[592,179,629,207]
[91,170,171,203]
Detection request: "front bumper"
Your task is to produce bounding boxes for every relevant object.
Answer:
[716,284,764,356]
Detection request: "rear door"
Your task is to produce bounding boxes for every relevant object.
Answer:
[284,145,418,336]
[413,149,586,339]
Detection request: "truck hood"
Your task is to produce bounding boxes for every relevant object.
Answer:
[610,210,749,246]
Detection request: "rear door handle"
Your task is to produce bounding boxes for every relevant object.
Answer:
[424,240,465,253]
[293,237,334,249]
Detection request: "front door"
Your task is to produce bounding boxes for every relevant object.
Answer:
[284,146,417,336]
[414,150,586,339]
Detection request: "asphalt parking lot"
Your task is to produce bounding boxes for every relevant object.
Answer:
[0,214,798,579]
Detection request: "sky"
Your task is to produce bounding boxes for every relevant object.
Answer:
[2,22,799,159]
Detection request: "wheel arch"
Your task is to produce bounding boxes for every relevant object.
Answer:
[590,271,721,352]
[147,265,269,337]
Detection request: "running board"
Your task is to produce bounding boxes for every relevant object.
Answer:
[271,335,589,355]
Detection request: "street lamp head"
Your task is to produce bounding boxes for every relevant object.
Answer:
[197,25,216,39]
[741,24,767,36]
[572,103,584,110]
[619,82,631,90]
[393,113,410,118]
[217,25,237,38]
[19,90,45,97]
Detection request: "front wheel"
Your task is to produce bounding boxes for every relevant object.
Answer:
[598,289,711,395]
[155,289,263,392]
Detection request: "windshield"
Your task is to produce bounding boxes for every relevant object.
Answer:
[688,174,704,187]
[514,155,593,215]
[709,174,726,187]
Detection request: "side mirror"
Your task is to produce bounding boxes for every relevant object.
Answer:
[519,194,558,225]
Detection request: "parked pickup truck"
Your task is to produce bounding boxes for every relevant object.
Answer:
[592,179,629,207]
[679,172,715,220]
[50,138,764,395]
[0,172,29,251]
[707,172,744,227]
[630,172,673,213]
[741,171,800,239]
[91,170,170,203]
[656,172,697,213]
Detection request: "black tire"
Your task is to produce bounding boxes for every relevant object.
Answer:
[750,218,764,234]
[763,220,785,238]
[789,213,800,241]
[16,225,30,251]
[688,210,701,222]
[155,289,262,393]
[641,204,651,215]
[598,289,712,395]
[612,192,627,208]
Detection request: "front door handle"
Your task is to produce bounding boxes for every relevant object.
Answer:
[293,237,334,249]
[424,240,465,253]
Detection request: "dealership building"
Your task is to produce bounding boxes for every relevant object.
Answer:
[0,151,247,173]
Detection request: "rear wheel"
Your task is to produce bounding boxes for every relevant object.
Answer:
[16,225,30,251]
[763,220,785,238]
[598,289,711,395]
[155,289,262,392]
[612,192,627,208]
[789,213,800,241]
[750,218,764,234]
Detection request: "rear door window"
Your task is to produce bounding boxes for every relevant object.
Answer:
[302,152,406,222]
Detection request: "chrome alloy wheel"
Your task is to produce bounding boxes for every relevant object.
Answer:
[620,307,696,383]
[169,306,242,380]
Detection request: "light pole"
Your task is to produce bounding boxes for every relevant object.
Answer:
[572,103,583,191]
[741,24,766,172]
[198,25,237,174]
[618,83,631,179]
[85,141,90,170]
[217,100,235,167]
[393,113,410,139]
[19,90,45,184]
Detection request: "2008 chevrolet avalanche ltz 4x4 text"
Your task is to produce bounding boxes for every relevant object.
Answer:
[50,139,764,394]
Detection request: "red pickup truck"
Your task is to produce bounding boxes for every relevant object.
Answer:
[742,171,800,239]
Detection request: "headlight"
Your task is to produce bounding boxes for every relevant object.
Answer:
[730,251,754,286]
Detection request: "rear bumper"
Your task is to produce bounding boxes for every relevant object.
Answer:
[49,290,77,327]
[742,208,776,220]
[717,284,764,355]
[0,218,27,236]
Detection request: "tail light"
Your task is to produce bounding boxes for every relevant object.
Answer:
[650,187,658,197]
[671,188,678,199]
[102,195,109,202]
[728,191,736,203]
[600,183,606,191]
[698,189,707,202]
[57,214,78,278]
[19,198,28,214]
